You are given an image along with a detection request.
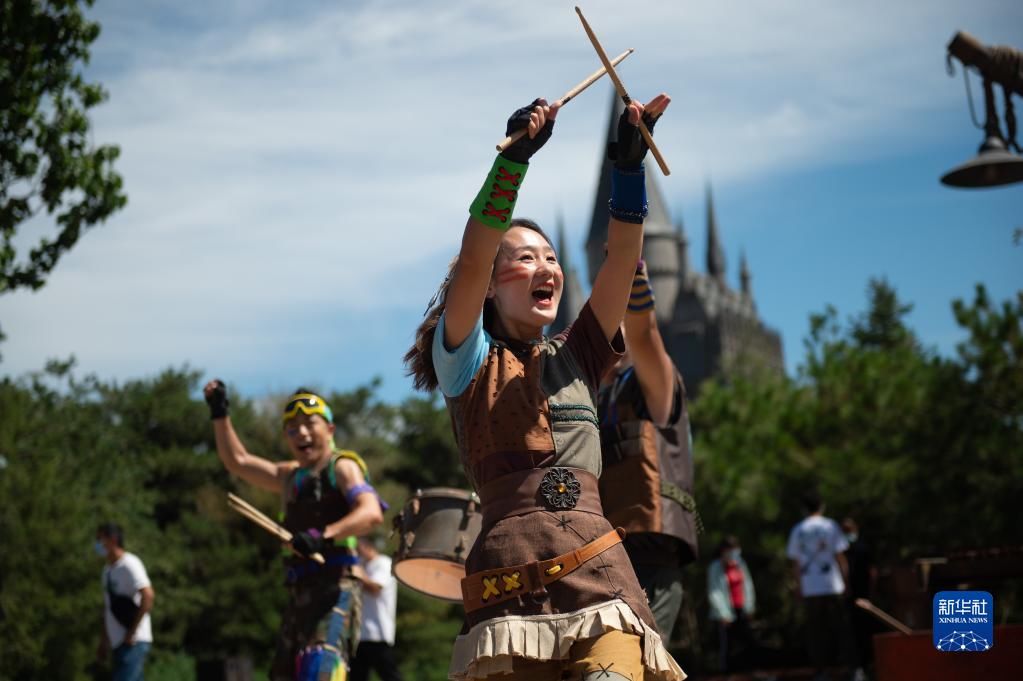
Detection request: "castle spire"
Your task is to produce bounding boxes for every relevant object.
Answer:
[706,183,726,284]
[551,210,585,335]
[676,218,690,282]
[740,249,752,296]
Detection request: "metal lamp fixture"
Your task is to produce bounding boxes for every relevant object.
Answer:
[941,77,1023,188]
[941,31,1023,189]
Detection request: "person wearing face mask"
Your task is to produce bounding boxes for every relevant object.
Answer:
[404,94,684,681]
[707,536,756,674]
[203,382,385,681]
[840,517,875,679]
[95,522,155,681]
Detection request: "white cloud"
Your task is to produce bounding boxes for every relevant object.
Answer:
[2,0,1021,398]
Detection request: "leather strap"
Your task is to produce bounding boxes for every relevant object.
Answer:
[460,527,626,613]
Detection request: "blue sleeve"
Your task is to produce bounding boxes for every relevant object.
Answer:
[432,312,489,397]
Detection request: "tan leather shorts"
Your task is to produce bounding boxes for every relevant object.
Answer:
[484,630,643,681]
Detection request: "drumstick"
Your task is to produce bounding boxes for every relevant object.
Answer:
[495,48,635,152]
[227,494,286,535]
[227,496,326,565]
[227,494,295,543]
[227,493,325,565]
[575,7,670,176]
[227,491,276,522]
[228,498,289,539]
[854,598,913,635]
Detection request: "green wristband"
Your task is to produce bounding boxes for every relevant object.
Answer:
[469,156,529,231]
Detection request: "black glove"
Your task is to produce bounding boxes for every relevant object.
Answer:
[500,98,555,165]
[205,379,229,420]
[291,529,326,558]
[607,104,660,170]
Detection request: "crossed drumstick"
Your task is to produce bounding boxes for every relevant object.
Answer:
[497,7,671,177]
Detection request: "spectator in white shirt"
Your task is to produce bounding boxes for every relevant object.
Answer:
[786,492,858,681]
[351,536,403,681]
[95,523,155,681]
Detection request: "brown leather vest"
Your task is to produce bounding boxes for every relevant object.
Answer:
[598,367,699,567]
[281,456,354,567]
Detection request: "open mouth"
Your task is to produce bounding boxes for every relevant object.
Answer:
[532,285,554,303]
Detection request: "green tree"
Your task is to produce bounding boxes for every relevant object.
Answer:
[1,0,126,296]
[390,394,467,491]
[0,364,284,680]
[689,279,1023,668]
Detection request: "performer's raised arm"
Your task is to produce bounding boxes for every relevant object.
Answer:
[203,378,291,493]
[441,99,559,351]
[588,94,670,341]
[623,259,677,426]
[323,457,384,540]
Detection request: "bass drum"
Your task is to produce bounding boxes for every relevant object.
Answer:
[392,488,481,602]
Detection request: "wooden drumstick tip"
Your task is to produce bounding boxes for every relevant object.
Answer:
[575,6,671,175]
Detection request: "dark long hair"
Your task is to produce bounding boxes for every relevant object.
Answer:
[404,218,554,392]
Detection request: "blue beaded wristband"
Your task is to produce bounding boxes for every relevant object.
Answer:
[608,165,648,224]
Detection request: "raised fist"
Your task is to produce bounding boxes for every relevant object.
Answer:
[607,93,670,170]
[500,98,558,164]
[203,379,229,420]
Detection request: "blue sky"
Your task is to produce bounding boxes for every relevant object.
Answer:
[1,0,1021,403]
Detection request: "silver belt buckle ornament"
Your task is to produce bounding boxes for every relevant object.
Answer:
[540,468,581,510]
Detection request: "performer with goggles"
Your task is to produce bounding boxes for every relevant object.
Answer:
[404,95,684,681]
[203,380,385,681]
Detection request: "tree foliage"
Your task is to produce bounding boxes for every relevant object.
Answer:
[688,280,1023,663]
[0,280,1019,679]
[0,366,466,680]
[0,0,126,295]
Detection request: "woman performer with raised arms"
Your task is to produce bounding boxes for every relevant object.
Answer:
[404,94,685,681]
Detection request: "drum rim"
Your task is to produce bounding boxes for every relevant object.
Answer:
[393,550,468,566]
[405,487,479,501]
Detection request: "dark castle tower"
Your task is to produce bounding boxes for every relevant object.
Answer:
[577,89,783,396]
[705,184,726,285]
[552,210,585,333]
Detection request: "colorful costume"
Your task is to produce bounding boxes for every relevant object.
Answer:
[434,303,684,681]
[271,450,370,681]
[598,366,699,637]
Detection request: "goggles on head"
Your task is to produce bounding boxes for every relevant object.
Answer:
[282,393,334,426]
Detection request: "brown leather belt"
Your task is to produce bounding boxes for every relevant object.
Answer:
[460,527,625,613]
[478,467,604,529]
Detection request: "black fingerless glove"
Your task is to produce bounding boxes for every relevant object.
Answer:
[500,98,555,165]
[607,106,660,170]
[205,379,230,420]
[291,529,326,558]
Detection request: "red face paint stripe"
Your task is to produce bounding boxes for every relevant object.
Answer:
[495,265,532,284]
